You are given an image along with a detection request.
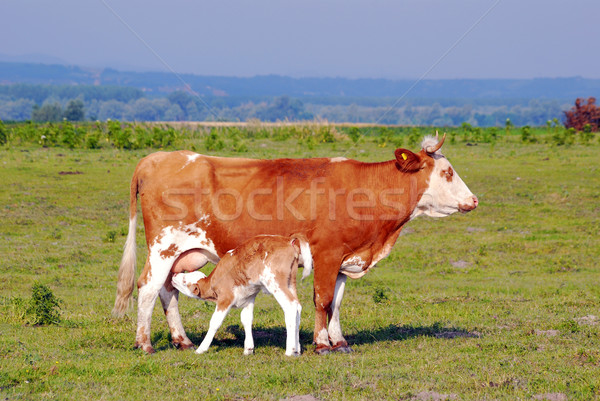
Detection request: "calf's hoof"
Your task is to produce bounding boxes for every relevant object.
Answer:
[176,342,196,351]
[134,343,156,354]
[243,348,254,355]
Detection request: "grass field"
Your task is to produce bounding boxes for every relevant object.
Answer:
[1,128,599,400]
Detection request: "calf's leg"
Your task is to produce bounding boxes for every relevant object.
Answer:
[196,303,232,354]
[240,298,256,355]
[272,290,302,356]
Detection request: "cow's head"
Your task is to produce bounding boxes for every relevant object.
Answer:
[395,133,478,219]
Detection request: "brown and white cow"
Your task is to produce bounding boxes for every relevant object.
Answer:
[171,234,312,356]
[112,133,478,354]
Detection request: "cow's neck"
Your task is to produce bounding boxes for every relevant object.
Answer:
[360,160,431,227]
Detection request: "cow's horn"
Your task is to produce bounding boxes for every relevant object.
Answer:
[426,132,446,154]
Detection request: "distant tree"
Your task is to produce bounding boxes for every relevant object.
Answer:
[256,96,313,122]
[564,97,600,131]
[0,99,35,121]
[185,101,201,121]
[63,99,85,121]
[167,91,194,110]
[31,102,63,122]
[164,104,184,121]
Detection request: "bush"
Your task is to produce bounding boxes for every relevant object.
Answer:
[26,283,62,325]
[204,128,225,151]
[372,287,389,304]
[60,120,79,149]
[564,97,600,131]
[0,119,7,145]
[521,125,536,143]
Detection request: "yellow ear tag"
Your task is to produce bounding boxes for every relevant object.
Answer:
[401,153,408,160]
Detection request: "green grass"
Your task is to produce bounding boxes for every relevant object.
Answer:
[1,130,599,400]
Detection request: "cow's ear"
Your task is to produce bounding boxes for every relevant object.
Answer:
[394,149,421,172]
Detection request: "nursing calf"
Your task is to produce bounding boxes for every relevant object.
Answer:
[172,234,312,356]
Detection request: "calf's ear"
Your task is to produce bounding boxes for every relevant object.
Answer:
[191,284,201,297]
[394,149,421,173]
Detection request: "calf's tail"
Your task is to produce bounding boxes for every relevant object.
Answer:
[112,172,139,317]
[291,234,313,280]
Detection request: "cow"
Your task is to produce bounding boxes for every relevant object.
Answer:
[171,234,312,356]
[112,133,478,354]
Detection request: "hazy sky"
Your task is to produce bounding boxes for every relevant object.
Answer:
[1,0,598,79]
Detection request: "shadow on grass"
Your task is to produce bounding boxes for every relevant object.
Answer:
[151,322,479,353]
[347,322,480,346]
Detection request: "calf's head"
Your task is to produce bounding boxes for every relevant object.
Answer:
[395,133,478,219]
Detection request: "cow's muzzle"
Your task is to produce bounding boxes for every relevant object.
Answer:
[459,195,478,213]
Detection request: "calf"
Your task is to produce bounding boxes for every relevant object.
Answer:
[172,234,312,356]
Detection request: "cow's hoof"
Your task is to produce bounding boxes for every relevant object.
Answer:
[332,344,353,354]
[314,345,331,355]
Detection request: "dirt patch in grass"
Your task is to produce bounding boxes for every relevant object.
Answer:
[575,315,598,326]
[412,391,457,400]
[450,260,471,269]
[280,396,321,401]
[532,393,567,401]
[534,329,560,337]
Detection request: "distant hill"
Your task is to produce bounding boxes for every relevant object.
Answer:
[1,61,598,101]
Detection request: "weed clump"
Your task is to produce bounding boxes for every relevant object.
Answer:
[26,283,62,325]
[372,287,389,304]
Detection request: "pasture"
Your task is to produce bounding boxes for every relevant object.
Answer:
[0,125,599,400]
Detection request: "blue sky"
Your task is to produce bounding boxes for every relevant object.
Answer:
[1,0,598,79]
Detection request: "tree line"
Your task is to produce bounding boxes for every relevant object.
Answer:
[0,83,587,128]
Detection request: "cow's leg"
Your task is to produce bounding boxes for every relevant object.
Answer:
[159,275,194,350]
[135,257,172,354]
[328,273,351,353]
[197,302,232,354]
[312,260,340,355]
[162,249,214,350]
[240,297,256,355]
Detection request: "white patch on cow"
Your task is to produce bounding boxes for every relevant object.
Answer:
[197,213,211,226]
[148,223,218,292]
[179,153,201,171]
[330,157,348,163]
[328,275,346,345]
[410,154,475,220]
[316,328,329,346]
[339,255,368,278]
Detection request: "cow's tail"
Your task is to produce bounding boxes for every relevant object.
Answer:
[291,234,313,280]
[112,172,139,317]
